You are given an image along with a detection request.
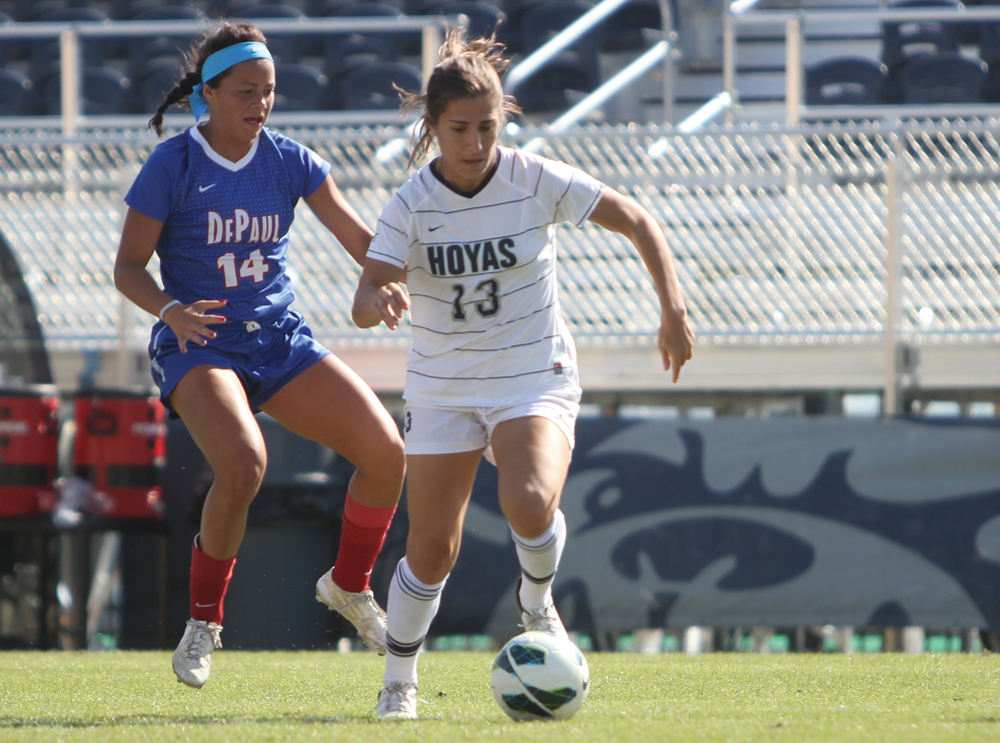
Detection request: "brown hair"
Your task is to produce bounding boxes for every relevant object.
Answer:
[148,20,267,136]
[398,27,521,168]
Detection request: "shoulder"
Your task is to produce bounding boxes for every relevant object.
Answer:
[390,164,437,214]
[141,130,192,174]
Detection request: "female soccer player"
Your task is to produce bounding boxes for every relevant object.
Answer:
[353,29,695,719]
[113,21,404,688]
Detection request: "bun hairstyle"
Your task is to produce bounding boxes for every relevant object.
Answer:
[399,26,521,168]
[148,20,267,136]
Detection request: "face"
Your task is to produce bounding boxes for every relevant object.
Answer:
[202,58,275,142]
[428,95,502,192]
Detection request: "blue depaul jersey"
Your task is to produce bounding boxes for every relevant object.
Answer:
[125,125,331,322]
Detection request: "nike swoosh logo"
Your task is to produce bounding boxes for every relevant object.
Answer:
[194,602,218,608]
[199,184,217,192]
[429,224,444,231]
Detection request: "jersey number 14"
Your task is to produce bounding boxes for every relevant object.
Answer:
[217,249,270,288]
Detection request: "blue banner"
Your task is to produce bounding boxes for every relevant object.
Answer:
[430,417,1000,636]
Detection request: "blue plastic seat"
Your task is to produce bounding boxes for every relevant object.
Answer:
[902,52,987,103]
[881,0,960,102]
[979,0,1000,101]
[30,8,109,81]
[45,67,131,115]
[128,7,200,72]
[805,57,888,106]
[15,0,87,22]
[600,0,667,53]
[340,61,421,109]
[328,2,417,54]
[235,4,306,63]
[428,1,505,41]
[517,1,600,112]
[273,63,328,111]
[0,69,32,117]
[140,64,186,114]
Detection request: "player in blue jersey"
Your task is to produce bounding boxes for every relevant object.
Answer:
[113,21,404,688]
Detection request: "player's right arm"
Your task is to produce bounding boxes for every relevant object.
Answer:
[352,258,409,330]
[114,207,226,353]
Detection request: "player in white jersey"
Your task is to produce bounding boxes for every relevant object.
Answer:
[113,22,404,688]
[353,29,695,720]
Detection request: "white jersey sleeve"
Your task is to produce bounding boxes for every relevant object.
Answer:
[367,190,416,269]
[537,156,605,227]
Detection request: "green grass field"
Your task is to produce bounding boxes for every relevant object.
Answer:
[1,650,999,742]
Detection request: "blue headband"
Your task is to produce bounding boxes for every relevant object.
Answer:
[189,42,273,122]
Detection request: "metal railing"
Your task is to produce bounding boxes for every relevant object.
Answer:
[5,120,1000,406]
[505,0,676,124]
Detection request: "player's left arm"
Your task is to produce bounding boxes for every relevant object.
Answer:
[587,187,695,382]
[304,174,374,267]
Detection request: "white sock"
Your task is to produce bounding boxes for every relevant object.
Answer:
[383,557,447,686]
[512,509,567,611]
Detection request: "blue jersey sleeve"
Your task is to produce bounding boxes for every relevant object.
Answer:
[270,130,332,200]
[124,134,187,222]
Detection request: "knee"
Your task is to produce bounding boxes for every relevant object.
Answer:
[359,431,405,485]
[407,535,459,584]
[211,441,267,506]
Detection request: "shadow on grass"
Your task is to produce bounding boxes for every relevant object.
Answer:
[0,714,394,728]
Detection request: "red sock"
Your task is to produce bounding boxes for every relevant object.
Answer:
[329,494,396,593]
[189,537,236,625]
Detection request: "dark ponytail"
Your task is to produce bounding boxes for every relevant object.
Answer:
[148,20,267,136]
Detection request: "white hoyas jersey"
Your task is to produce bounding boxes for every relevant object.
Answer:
[368,146,604,406]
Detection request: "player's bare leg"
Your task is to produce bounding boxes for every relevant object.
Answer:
[263,354,404,653]
[377,449,482,719]
[492,416,572,637]
[169,366,268,687]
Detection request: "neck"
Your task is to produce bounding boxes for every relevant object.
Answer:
[199,120,255,162]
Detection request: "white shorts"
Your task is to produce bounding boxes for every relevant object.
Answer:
[403,389,581,464]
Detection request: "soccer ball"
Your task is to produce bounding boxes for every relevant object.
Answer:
[490,631,590,721]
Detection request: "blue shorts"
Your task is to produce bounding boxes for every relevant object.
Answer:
[148,309,331,417]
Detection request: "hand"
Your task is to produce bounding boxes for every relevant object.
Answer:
[374,282,410,330]
[658,310,695,383]
[162,299,227,353]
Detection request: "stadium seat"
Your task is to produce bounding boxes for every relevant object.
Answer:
[0,69,32,117]
[140,64,185,114]
[126,55,184,113]
[428,2,504,37]
[599,0,667,53]
[902,52,988,103]
[328,2,417,54]
[14,0,85,22]
[44,67,131,116]
[321,34,398,108]
[30,8,109,81]
[340,61,421,109]
[0,11,12,67]
[110,0,169,21]
[979,0,1000,101]
[805,57,888,106]
[517,1,600,112]
[128,7,200,72]
[273,63,327,111]
[235,4,307,63]
[323,30,399,80]
[881,0,961,102]
[306,0,377,15]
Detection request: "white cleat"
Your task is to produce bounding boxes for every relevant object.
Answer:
[376,682,418,720]
[315,572,387,654]
[172,619,222,688]
[517,580,569,639]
